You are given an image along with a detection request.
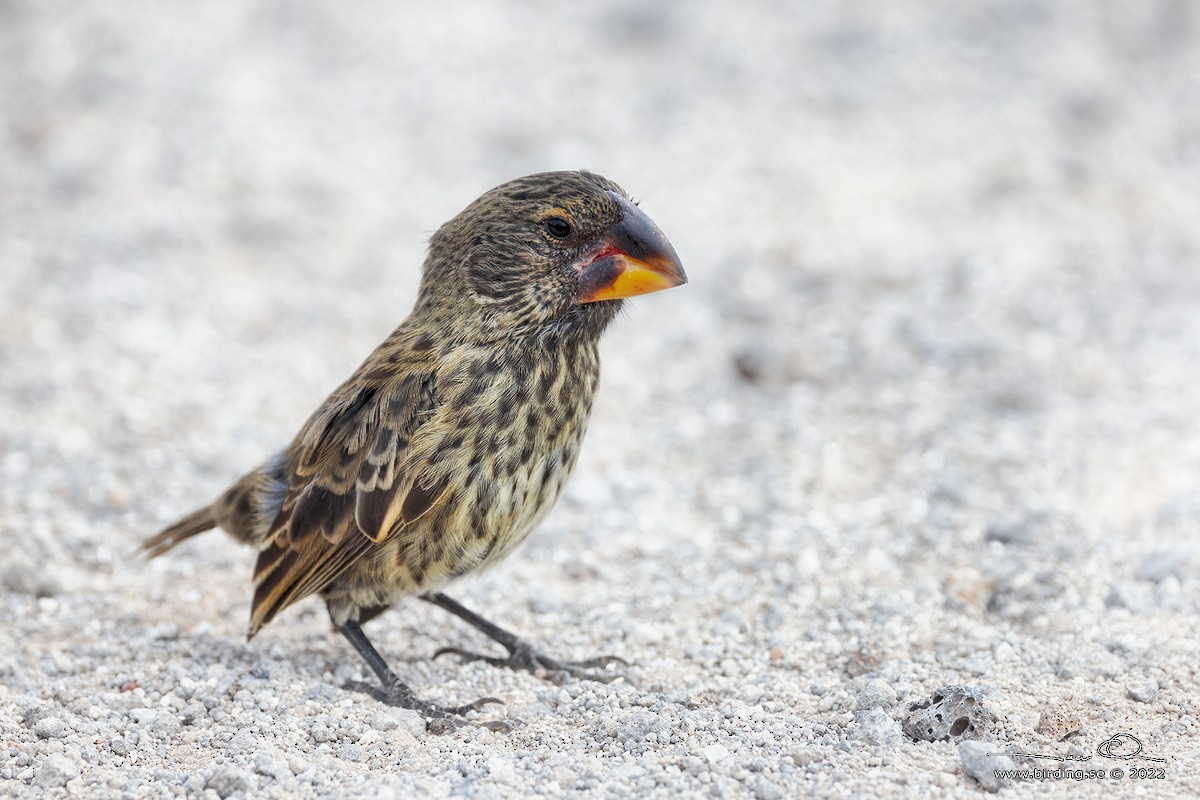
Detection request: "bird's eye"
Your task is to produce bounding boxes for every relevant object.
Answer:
[544,217,572,239]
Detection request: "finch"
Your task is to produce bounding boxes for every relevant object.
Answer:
[143,170,686,726]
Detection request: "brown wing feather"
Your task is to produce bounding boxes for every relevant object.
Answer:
[248,364,443,637]
[249,534,374,637]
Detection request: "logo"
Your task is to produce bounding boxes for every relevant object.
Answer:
[992,731,1165,764]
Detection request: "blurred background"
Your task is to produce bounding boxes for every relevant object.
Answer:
[3,0,1197,574]
[1,0,1199,793]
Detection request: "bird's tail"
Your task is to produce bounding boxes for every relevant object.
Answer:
[142,505,218,559]
[143,469,269,558]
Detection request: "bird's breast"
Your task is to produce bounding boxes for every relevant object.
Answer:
[439,341,601,573]
[362,340,602,600]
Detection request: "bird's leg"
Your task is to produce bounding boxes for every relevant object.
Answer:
[422,592,626,684]
[335,618,502,731]
[355,604,392,626]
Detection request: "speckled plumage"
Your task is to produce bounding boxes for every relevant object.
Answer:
[249,308,604,636]
[144,171,684,722]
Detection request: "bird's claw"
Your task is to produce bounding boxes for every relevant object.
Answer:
[425,716,511,734]
[383,679,504,733]
[433,642,627,684]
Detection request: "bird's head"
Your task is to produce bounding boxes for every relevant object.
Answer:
[419,171,686,341]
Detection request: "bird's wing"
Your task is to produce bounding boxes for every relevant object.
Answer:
[247,366,450,637]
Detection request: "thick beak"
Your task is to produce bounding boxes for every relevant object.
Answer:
[577,193,687,303]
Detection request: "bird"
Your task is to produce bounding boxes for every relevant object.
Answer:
[143,170,686,728]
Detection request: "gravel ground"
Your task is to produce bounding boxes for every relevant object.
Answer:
[3,1,1200,797]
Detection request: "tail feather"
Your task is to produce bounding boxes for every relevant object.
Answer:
[142,505,217,559]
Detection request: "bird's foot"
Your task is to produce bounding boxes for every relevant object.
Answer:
[336,617,508,732]
[372,680,507,733]
[385,678,502,717]
[433,640,626,685]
